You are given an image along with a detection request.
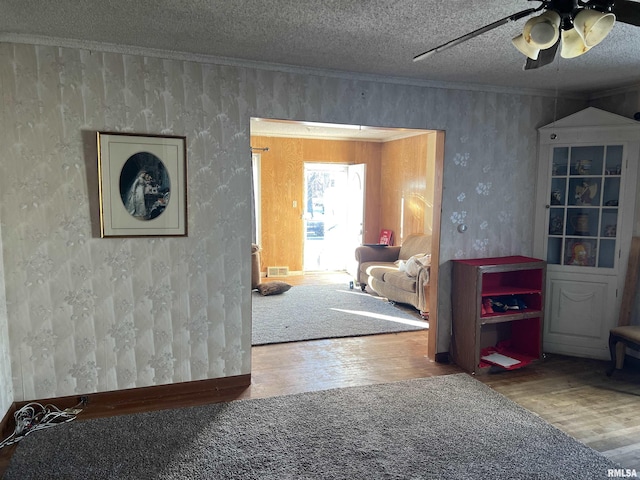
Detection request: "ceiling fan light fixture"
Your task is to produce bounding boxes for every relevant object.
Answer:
[512,34,540,60]
[414,0,640,71]
[512,10,562,60]
[573,9,616,47]
[560,27,591,58]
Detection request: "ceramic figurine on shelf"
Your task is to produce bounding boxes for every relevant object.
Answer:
[550,215,563,235]
[576,159,592,175]
[575,181,598,206]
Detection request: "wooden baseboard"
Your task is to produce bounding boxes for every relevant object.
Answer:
[0,374,251,476]
[0,403,16,444]
[0,403,18,475]
[12,374,251,420]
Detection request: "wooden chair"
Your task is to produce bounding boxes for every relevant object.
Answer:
[607,237,640,376]
[607,326,640,376]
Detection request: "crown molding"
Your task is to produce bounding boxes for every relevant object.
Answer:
[588,82,640,100]
[1,33,592,101]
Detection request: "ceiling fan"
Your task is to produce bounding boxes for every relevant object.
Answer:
[413,0,640,70]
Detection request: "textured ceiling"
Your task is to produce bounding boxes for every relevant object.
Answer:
[1,0,640,95]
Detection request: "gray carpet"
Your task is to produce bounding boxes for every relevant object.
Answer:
[5,374,619,479]
[252,283,428,345]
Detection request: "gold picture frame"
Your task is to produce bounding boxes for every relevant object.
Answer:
[97,132,187,237]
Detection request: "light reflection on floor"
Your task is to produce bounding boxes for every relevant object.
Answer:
[330,308,429,328]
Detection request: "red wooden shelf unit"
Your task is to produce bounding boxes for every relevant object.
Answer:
[451,256,546,374]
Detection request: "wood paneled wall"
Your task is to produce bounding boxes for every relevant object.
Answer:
[380,134,432,245]
[251,136,382,272]
[251,133,437,272]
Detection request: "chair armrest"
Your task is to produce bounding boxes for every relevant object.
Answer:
[355,245,401,263]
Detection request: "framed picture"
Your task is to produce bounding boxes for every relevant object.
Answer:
[97,132,187,237]
[564,238,596,267]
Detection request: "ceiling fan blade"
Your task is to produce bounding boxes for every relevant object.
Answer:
[611,0,640,26]
[523,40,559,70]
[413,7,539,62]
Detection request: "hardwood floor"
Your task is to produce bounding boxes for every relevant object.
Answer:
[479,353,640,470]
[248,330,459,400]
[247,271,448,400]
[256,272,640,470]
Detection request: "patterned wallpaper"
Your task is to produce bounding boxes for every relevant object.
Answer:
[0,42,588,405]
[0,45,252,402]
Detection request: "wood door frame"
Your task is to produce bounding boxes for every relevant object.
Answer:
[427,130,445,362]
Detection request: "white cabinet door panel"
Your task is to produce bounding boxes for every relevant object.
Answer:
[544,272,617,359]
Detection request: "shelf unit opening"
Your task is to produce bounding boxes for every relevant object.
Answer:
[479,317,542,370]
[483,269,544,293]
[481,293,543,318]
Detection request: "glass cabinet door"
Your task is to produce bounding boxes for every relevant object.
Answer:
[546,144,622,268]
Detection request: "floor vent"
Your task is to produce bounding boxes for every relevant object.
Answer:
[267,266,289,277]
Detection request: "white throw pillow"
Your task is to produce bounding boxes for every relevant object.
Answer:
[404,254,431,277]
[418,254,432,267]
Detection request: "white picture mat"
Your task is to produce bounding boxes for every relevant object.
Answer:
[98,133,186,237]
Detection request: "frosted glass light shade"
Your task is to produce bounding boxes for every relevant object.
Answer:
[530,22,558,46]
[560,28,591,58]
[573,9,615,47]
[513,10,562,59]
[512,34,540,59]
[524,11,561,48]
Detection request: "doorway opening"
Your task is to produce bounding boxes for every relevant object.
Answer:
[249,118,444,361]
[303,163,365,273]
